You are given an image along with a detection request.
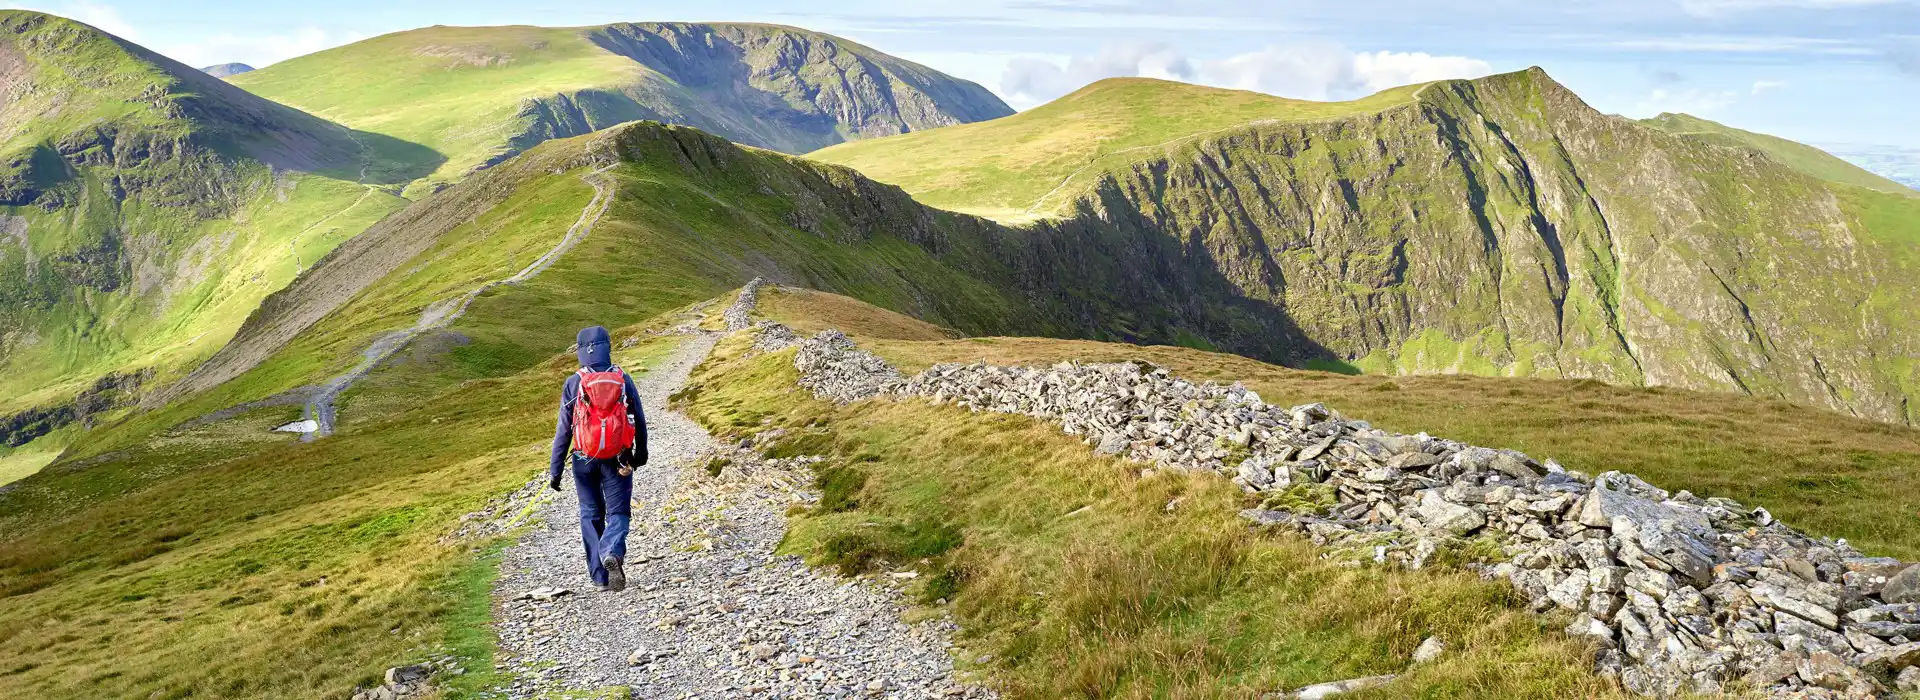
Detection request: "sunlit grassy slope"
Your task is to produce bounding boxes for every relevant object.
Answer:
[230,26,639,193]
[806,77,1425,221]
[232,22,1012,196]
[0,10,419,438]
[1642,112,1916,195]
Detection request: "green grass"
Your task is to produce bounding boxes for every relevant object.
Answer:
[1642,112,1916,196]
[230,25,639,192]
[0,9,426,429]
[0,173,406,414]
[678,330,1623,698]
[0,324,687,699]
[868,334,1920,560]
[806,77,1426,221]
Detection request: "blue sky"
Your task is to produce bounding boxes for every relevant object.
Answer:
[10,0,1920,150]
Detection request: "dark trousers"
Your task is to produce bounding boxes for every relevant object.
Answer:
[571,454,633,586]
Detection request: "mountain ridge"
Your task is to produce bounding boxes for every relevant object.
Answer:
[228,22,1012,194]
[811,67,1920,424]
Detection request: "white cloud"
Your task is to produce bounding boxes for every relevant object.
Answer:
[1678,0,1903,17]
[0,1,357,69]
[1751,79,1787,94]
[998,41,1492,107]
[0,1,137,39]
[1000,41,1197,106]
[1607,35,1875,54]
[156,27,362,70]
[1632,87,1740,116]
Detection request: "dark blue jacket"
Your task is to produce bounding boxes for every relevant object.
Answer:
[550,326,646,481]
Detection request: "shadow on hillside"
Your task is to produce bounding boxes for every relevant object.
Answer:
[999,177,1354,374]
[345,130,447,185]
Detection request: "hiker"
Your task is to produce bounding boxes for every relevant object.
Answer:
[548,326,648,592]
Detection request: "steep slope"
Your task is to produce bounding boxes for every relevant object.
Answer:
[229,22,1012,194]
[1642,112,1917,195]
[9,102,1920,697]
[809,77,1425,221]
[812,68,1920,425]
[0,10,435,461]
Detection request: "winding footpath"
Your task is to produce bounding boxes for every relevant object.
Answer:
[297,163,619,439]
[487,327,988,699]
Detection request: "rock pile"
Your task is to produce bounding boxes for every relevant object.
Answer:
[724,278,768,332]
[792,330,904,403]
[768,326,1920,698]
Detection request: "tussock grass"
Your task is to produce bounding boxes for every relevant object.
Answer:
[678,333,1624,698]
[757,286,957,341]
[872,336,1920,561]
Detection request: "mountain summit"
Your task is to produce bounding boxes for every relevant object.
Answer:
[229,22,1013,192]
[200,62,255,78]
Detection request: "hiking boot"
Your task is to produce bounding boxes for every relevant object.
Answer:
[603,555,626,592]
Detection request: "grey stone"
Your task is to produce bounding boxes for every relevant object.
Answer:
[1411,636,1445,664]
[1287,674,1396,699]
[1883,564,1920,604]
[384,665,429,685]
[1415,490,1484,536]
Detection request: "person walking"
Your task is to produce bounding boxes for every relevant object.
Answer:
[548,325,647,592]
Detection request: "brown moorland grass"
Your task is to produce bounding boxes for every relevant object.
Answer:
[676,331,1629,699]
[867,336,1920,561]
[756,286,957,341]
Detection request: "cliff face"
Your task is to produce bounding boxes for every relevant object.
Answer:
[508,22,1013,159]
[1047,69,1917,423]
[582,23,1012,153]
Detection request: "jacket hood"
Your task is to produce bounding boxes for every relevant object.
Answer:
[576,326,612,370]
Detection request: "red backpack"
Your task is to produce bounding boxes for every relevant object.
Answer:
[571,367,635,460]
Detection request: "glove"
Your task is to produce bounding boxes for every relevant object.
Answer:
[548,475,563,492]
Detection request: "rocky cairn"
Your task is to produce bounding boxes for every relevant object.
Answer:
[771,327,1920,698]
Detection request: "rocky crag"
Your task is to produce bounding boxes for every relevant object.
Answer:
[814,69,1920,425]
[1067,70,1920,425]
[763,325,1920,698]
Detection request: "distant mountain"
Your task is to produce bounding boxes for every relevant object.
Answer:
[201,62,254,77]
[0,10,432,435]
[1642,112,1916,195]
[813,69,1920,424]
[229,22,1013,195]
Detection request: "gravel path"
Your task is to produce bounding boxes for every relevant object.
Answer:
[490,332,988,699]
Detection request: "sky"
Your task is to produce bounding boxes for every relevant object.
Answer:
[7,0,1920,152]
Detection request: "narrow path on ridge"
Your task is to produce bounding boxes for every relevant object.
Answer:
[488,316,988,699]
[296,162,619,439]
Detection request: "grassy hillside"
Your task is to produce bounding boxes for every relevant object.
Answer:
[814,68,1920,426]
[674,287,1920,696]
[232,22,1012,195]
[6,99,1920,694]
[808,77,1425,221]
[0,10,429,478]
[1642,112,1916,195]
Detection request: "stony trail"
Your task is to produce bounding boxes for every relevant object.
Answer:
[294,163,618,439]
[488,329,988,700]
